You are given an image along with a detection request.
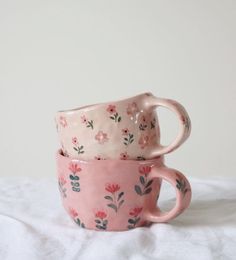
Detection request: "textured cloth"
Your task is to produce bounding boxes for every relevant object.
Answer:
[0,177,235,260]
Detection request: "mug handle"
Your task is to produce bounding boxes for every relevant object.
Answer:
[145,95,191,156]
[144,166,191,223]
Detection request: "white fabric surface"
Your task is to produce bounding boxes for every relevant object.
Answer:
[0,177,235,260]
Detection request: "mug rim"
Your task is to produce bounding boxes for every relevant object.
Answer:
[57,92,153,114]
[57,149,164,165]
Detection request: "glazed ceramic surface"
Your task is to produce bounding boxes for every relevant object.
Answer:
[55,93,191,160]
[57,150,191,231]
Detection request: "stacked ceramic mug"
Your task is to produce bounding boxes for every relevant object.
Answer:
[55,92,192,231]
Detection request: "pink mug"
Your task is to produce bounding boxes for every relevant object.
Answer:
[55,92,191,160]
[57,150,191,231]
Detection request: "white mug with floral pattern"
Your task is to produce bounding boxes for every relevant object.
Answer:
[55,92,191,160]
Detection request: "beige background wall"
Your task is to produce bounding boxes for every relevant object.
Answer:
[0,0,235,178]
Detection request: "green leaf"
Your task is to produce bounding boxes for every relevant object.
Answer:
[104,195,113,201]
[69,175,75,180]
[128,219,135,224]
[145,180,153,188]
[95,219,101,224]
[80,151,85,154]
[176,179,182,186]
[118,192,124,201]
[96,225,106,230]
[144,187,152,194]
[135,217,141,224]
[137,156,146,161]
[107,203,117,212]
[124,138,128,141]
[130,139,134,143]
[100,226,106,230]
[72,187,80,192]
[73,147,78,151]
[130,134,134,138]
[124,142,128,146]
[110,116,114,120]
[118,200,124,208]
[81,223,85,228]
[118,116,121,122]
[176,184,181,190]
[135,185,142,195]
[80,146,84,149]
[140,176,145,185]
[76,218,81,226]
[73,182,80,187]
[103,219,108,225]
[127,225,134,229]
[96,225,102,229]
[74,176,80,180]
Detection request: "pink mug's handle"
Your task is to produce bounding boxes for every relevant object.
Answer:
[144,166,191,223]
[145,95,191,156]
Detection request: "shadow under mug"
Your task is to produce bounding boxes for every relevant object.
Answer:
[55,92,191,160]
[57,150,192,231]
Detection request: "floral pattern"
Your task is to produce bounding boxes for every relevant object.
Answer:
[138,135,149,149]
[59,116,67,127]
[176,173,189,197]
[69,208,85,228]
[69,162,81,192]
[95,131,109,144]
[181,115,191,132]
[139,116,148,131]
[95,211,108,230]
[72,137,85,154]
[94,155,106,160]
[122,128,134,146]
[134,166,153,196]
[127,102,139,117]
[136,156,146,161]
[127,207,143,229]
[120,152,129,160]
[81,115,94,129]
[107,105,122,122]
[104,184,124,213]
[150,117,156,129]
[58,176,67,198]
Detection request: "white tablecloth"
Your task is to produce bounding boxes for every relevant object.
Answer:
[0,177,235,260]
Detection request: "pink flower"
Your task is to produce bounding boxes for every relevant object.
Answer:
[72,137,78,145]
[105,184,120,193]
[139,165,151,175]
[59,176,66,185]
[59,116,67,127]
[95,131,109,144]
[127,102,139,116]
[141,115,147,123]
[69,208,78,218]
[94,155,106,160]
[106,105,116,114]
[81,115,88,124]
[122,128,129,136]
[120,152,129,160]
[129,207,143,217]
[69,162,81,174]
[138,135,149,149]
[95,211,107,220]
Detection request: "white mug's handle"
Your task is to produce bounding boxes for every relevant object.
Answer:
[145,94,191,156]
